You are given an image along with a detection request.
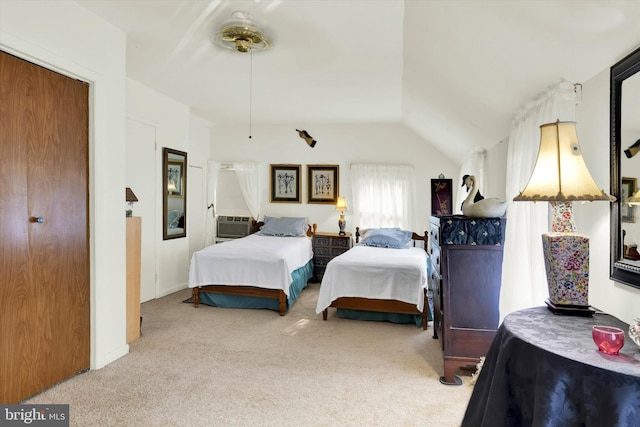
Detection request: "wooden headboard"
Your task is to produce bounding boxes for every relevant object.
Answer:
[355,226,429,252]
[251,220,317,237]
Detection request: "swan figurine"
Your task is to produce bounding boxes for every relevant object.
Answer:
[461,175,508,218]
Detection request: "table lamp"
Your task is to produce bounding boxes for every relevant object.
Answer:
[125,187,138,217]
[335,197,348,235]
[513,120,615,316]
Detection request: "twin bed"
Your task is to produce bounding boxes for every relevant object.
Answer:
[315,227,430,329]
[188,217,430,329]
[188,216,316,316]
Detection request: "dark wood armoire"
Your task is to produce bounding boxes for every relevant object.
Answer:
[0,51,90,403]
[429,215,505,385]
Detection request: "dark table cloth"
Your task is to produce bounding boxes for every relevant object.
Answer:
[462,306,640,427]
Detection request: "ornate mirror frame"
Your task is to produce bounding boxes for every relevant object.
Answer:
[610,46,640,288]
[162,147,187,240]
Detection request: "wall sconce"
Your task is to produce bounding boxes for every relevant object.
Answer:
[125,187,138,217]
[513,120,615,316]
[335,197,348,235]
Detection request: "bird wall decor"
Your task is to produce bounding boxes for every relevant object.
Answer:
[296,129,317,148]
[625,138,640,158]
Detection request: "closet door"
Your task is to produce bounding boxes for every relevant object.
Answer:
[0,51,89,403]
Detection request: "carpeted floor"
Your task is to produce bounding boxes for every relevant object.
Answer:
[26,283,475,426]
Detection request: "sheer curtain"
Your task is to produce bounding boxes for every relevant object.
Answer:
[500,81,577,320]
[350,163,415,230]
[204,161,221,247]
[455,149,486,214]
[233,161,264,220]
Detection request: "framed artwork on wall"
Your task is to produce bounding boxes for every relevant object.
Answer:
[270,164,301,203]
[167,159,184,197]
[622,177,636,223]
[307,164,339,204]
[431,178,453,215]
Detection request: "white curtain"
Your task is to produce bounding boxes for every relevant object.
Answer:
[233,161,263,220]
[500,80,577,320]
[350,163,415,230]
[204,161,221,247]
[455,149,486,214]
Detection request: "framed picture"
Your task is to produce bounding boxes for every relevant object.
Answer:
[307,165,339,204]
[167,158,184,198]
[270,164,301,203]
[622,177,636,223]
[431,178,453,215]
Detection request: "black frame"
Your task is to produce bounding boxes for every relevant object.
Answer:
[307,164,339,204]
[431,178,453,215]
[270,164,301,203]
[610,45,640,289]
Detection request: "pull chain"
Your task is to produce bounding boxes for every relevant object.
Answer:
[249,49,253,139]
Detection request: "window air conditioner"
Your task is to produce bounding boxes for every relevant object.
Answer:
[217,216,254,238]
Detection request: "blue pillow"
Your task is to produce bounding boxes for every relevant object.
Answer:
[259,216,308,237]
[360,228,412,249]
[167,210,183,229]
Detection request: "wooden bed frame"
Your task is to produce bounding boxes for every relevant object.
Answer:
[322,227,430,330]
[192,220,317,316]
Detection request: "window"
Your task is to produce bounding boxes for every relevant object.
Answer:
[350,164,415,229]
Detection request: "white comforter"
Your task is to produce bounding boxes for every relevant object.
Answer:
[188,234,313,296]
[315,245,428,313]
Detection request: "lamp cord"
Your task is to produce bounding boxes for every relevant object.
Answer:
[249,49,253,139]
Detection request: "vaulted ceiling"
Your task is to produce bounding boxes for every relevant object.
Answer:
[75,0,640,163]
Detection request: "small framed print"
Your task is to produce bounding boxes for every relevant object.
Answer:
[307,165,339,204]
[431,178,453,215]
[622,177,636,223]
[167,159,184,198]
[270,164,301,203]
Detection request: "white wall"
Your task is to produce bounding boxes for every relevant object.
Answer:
[126,79,212,298]
[211,123,459,235]
[1,0,128,368]
[578,67,640,324]
[484,140,509,200]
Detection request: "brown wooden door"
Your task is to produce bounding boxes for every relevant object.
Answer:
[0,51,90,403]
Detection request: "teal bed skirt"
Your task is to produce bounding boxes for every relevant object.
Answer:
[336,297,433,328]
[197,260,313,312]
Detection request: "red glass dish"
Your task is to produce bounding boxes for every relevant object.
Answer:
[592,325,625,355]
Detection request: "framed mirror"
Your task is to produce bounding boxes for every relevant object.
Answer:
[610,45,640,288]
[163,147,187,240]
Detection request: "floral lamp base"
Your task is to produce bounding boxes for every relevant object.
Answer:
[542,232,595,316]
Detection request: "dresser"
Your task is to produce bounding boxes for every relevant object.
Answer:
[312,232,353,282]
[429,215,505,385]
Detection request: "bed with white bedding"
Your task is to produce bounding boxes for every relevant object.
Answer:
[315,227,430,329]
[188,217,315,315]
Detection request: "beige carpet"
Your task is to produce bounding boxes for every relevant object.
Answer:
[26,283,474,426]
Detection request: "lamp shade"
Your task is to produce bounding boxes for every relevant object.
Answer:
[335,197,348,211]
[628,190,640,206]
[513,121,614,202]
[125,187,138,202]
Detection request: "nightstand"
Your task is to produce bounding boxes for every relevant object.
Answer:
[312,232,353,282]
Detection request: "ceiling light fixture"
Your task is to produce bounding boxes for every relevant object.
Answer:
[212,11,271,139]
[213,11,271,53]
